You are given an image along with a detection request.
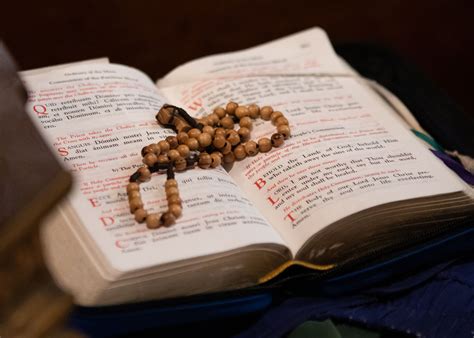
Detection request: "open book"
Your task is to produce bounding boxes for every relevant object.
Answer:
[22,28,474,306]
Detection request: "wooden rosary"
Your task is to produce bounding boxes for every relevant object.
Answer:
[127,102,291,229]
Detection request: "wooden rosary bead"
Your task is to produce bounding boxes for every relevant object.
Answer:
[202,125,215,137]
[158,140,170,153]
[175,118,191,133]
[238,127,251,142]
[174,157,187,171]
[177,131,189,144]
[204,116,213,126]
[161,212,176,227]
[235,106,249,119]
[134,208,148,223]
[239,116,253,130]
[260,106,273,120]
[156,106,174,125]
[207,113,220,126]
[137,167,151,182]
[226,101,238,115]
[270,111,284,124]
[220,116,234,129]
[275,116,289,126]
[146,213,161,229]
[215,128,226,136]
[198,132,213,148]
[202,117,212,126]
[258,138,272,153]
[214,107,226,118]
[127,182,140,194]
[271,133,284,147]
[165,178,178,188]
[143,153,158,166]
[197,117,208,126]
[213,151,223,158]
[128,190,141,200]
[142,143,161,157]
[186,138,199,151]
[169,204,182,218]
[188,128,201,139]
[141,145,151,157]
[248,104,260,119]
[176,144,190,158]
[244,141,258,156]
[220,141,232,155]
[277,124,291,139]
[166,186,180,197]
[210,152,222,168]
[233,145,247,160]
[157,154,170,164]
[226,130,240,146]
[166,136,179,149]
[196,116,208,127]
[223,152,235,164]
[168,149,181,162]
[168,194,182,206]
[150,143,161,155]
[213,134,226,148]
[129,197,144,213]
[198,152,212,169]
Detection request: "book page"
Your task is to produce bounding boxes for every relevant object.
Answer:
[21,63,286,275]
[158,27,344,87]
[158,27,466,255]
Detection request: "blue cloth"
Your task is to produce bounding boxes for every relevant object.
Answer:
[236,258,474,338]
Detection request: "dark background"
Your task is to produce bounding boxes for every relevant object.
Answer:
[1,0,473,116]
